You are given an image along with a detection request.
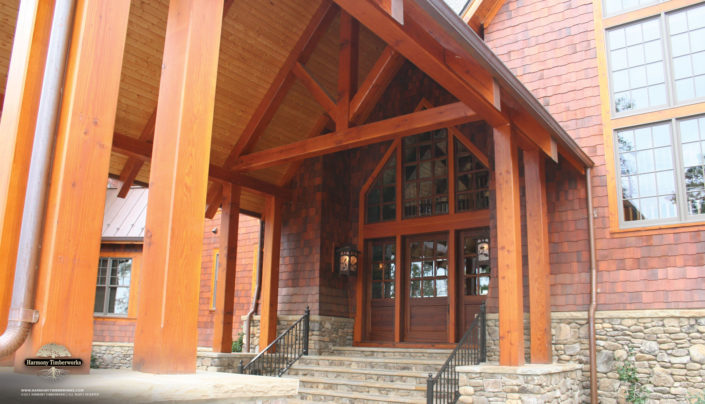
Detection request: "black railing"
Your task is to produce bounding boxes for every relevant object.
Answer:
[427,303,486,404]
[239,307,310,377]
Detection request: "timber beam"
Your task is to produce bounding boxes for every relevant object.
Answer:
[234,102,479,171]
[332,0,559,162]
[111,133,292,199]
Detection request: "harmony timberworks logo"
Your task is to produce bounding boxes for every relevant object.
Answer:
[24,343,82,381]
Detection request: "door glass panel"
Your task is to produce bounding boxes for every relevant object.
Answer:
[369,239,396,300]
[462,235,491,296]
[408,236,448,298]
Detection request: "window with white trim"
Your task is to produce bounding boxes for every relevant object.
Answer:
[94,257,131,315]
[606,2,705,115]
[603,0,663,17]
[616,115,705,225]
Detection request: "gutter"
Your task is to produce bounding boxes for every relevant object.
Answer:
[0,0,76,357]
[413,0,595,169]
[244,220,265,353]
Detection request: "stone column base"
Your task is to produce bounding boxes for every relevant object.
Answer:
[457,363,582,404]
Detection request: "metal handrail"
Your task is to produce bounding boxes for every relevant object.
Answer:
[239,306,310,377]
[427,302,486,404]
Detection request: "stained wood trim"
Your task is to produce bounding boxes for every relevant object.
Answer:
[336,11,358,130]
[205,183,223,219]
[523,148,552,364]
[363,210,490,239]
[259,196,283,350]
[0,0,54,347]
[223,3,338,168]
[234,102,479,171]
[372,0,404,24]
[449,126,490,168]
[115,0,237,198]
[462,0,508,31]
[278,115,331,186]
[212,183,240,352]
[361,139,400,197]
[603,0,703,28]
[493,125,524,366]
[111,133,292,199]
[447,229,457,343]
[349,46,405,126]
[394,234,402,343]
[292,62,336,114]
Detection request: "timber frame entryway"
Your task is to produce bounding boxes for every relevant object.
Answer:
[355,100,492,346]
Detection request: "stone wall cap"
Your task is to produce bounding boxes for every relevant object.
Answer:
[457,363,582,375]
[197,352,255,359]
[239,314,354,322]
[92,342,134,347]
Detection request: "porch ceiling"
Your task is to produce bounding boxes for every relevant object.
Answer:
[0,0,594,216]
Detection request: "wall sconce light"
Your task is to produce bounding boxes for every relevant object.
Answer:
[335,244,359,276]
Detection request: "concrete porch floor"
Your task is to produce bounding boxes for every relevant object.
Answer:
[0,367,298,403]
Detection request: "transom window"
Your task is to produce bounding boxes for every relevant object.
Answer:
[615,114,705,225]
[366,156,396,223]
[94,257,131,316]
[409,238,448,298]
[606,2,705,115]
[370,240,395,299]
[455,139,490,212]
[402,130,449,218]
[603,0,662,17]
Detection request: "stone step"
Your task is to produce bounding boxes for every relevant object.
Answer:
[289,375,426,398]
[329,346,452,361]
[288,365,432,385]
[297,388,426,404]
[297,355,444,373]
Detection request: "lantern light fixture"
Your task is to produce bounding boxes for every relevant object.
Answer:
[335,244,359,276]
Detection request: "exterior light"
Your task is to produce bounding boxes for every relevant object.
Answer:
[336,245,359,276]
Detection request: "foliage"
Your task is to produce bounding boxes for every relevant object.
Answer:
[231,332,244,353]
[616,347,650,404]
[689,391,705,404]
[90,354,98,369]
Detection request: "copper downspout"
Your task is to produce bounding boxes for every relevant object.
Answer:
[0,0,75,357]
[244,220,265,353]
[586,167,598,403]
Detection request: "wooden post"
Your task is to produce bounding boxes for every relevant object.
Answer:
[10,0,130,373]
[447,230,457,343]
[212,183,240,352]
[0,0,54,365]
[493,125,525,366]
[259,195,282,350]
[132,0,223,373]
[523,147,552,363]
[394,234,402,343]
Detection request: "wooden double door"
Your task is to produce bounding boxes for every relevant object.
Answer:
[366,229,490,344]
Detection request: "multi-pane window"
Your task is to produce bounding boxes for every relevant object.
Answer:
[668,5,705,102]
[409,238,448,298]
[461,236,490,296]
[370,240,395,299]
[94,257,131,315]
[603,0,662,17]
[679,116,705,215]
[607,3,705,115]
[211,252,219,310]
[608,18,666,113]
[616,115,705,225]
[402,130,449,218]
[617,122,677,221]
[455,139,490,212]
[366,156,396,223]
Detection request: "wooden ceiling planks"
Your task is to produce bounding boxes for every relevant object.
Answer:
[0,0,19,100]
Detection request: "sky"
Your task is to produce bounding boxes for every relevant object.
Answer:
[443,0,472,14]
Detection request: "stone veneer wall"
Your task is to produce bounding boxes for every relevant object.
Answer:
[242,314,353,355]
[458,363,582,404]
[485,309,705,403]
[91,343,255,373]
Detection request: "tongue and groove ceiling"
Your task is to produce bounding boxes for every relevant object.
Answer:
[110,0,388,214]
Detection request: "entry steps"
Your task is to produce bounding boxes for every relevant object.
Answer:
[285,346,452,404]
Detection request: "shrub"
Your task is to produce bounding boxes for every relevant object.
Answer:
[616,347,650,404]
[231,332,244,353]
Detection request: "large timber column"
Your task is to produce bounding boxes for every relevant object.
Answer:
[132,0,223,373]
[259,195,282,350]
[523,147,552,363]
[493,125,525,366]
[11,0,130,373]
[0,0,54,365]
[212,184,240,352]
